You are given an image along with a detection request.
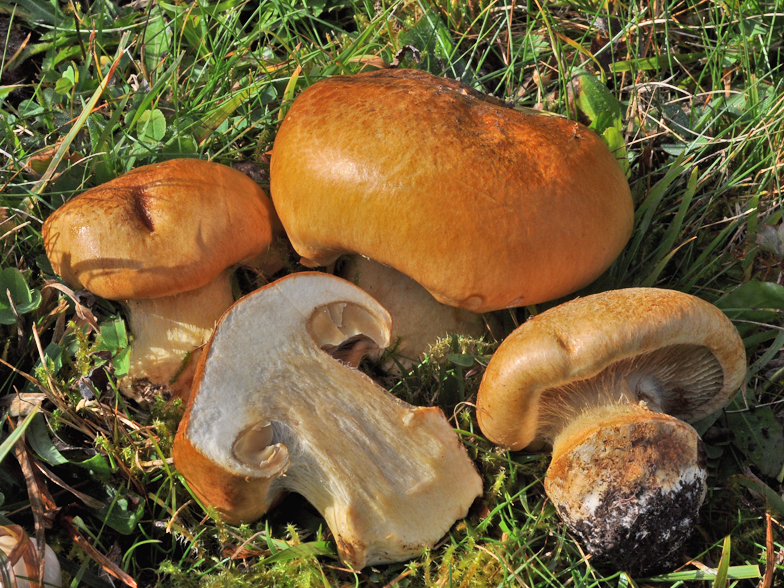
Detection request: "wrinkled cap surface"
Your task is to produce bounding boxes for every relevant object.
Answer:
[43,159,279,300]
[271,68,634,312]
[477,288,747,450]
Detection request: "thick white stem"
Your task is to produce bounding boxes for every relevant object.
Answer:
[121,271,234,400]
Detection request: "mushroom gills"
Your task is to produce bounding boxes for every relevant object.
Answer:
[536,343,723,444]
[310,301,388,367]
[232,420,290,475]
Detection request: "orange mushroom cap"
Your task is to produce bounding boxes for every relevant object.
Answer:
[271,69,633,312]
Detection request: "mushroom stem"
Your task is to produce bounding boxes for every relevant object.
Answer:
[121,271,234,401]
[338,255,491,372]
[545,402,707,576]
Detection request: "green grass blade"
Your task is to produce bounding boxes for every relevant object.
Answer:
[0,405,39,464]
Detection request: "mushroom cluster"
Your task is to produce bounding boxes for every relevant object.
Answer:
[40,68,746,576]
[476,288,746,575]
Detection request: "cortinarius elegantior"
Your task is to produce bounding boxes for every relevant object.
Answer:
[270,69,633,312]
[173,272,483,569]
[42,159,281,400]
[476,288,746,575]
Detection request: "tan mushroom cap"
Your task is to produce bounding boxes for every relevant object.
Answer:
[476,288,747,451]
[270,68,633,312]
[43,158,280,300]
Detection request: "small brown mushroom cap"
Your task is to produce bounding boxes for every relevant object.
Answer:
[270,69,633,312]
[43,158,280,300]
[476,288,747,451]
[42,158,282,399]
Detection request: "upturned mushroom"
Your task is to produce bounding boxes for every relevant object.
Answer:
[173,272,483,569]
[270,68,633,312]
[0,525,62,588]
[338,255,491,371]
[42,159,281,400]
[475,288,746,575]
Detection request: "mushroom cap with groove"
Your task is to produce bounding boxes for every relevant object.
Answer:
[270,68,634,312]
[476,288,747,451]
[43,158,280,300]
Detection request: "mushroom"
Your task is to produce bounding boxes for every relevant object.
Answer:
[270,69,633,312]
[173,272,483,569]
[42,158,281,400]
[0,525,62,588]
[338,255,492,371]
[475,288,746,575]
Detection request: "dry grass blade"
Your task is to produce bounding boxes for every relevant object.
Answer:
[11,438,57,586]
[61,515,138,588]
[758,512,775,588]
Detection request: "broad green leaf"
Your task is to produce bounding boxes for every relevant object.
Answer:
[112,346,130,378]
[93,488,145,534]
[4,0,67,25]
[26,413,69,466]
[731,475,784,516]
[25,414,113,478]
[76,454,113,479]
[570,71,622,134]
[725,406,784,478]
[0,85,23,100]
[143,6,171,76]
[97,319,128,352]
[715,281,784,336]
[137,108,167,143]
[126,52,183,133]
[446,353,474,368]
[0,267,42,324]
[399,7,478,89]
[602,126,629,176]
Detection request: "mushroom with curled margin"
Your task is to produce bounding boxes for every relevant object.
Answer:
[173,272,483,569]
[476,288,746,576]
[271,68,634,312]
[42,158,281,401]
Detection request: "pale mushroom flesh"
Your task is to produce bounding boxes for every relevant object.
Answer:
[174,273,483,569]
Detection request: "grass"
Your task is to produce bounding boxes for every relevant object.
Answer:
[1,0,783,586]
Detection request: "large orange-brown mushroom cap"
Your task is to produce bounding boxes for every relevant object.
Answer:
[43,158,280,300]
[270,69,633,312]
